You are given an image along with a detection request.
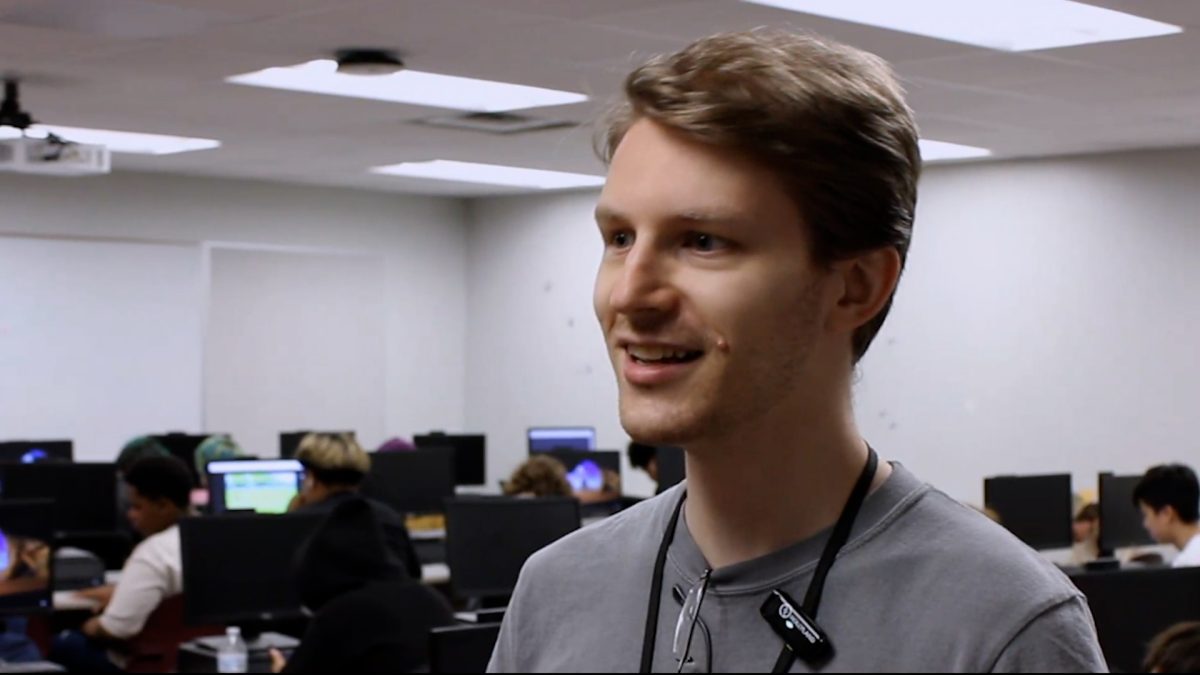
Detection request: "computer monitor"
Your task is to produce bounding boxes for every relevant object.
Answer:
[445,496,580,599]
[152,432,220,486]
[0,499,54,615]
[430,624,502,674]
[361,450,455,514]
[180,513,324,625]
[1070,566,1200,673]
[983,473,1072,550]
[527,427,595,453]
[207,460,304,515]
[0,463,118,533]
[279,430,356,460]
[413,433,486,487]
[1098,473,1156,552]
[533,450,620,493]
[0,440,73,464]
[656,446,686,494]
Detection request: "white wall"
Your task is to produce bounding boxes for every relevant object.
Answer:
[0,171,468,462]
[464,147,1200,503]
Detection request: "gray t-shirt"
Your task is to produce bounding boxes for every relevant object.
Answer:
[489,463,1106,673]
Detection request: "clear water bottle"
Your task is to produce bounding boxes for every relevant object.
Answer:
[216,626,249,673]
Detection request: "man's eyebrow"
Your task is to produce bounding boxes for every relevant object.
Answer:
[672,209,753,228]
[593,205,626,224]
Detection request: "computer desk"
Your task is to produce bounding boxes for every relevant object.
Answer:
[52,570,122,611]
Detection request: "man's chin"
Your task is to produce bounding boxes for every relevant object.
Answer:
[618,408,702,447]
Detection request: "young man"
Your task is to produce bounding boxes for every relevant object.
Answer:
[489,30,1106,672]
[289,432,422,580]
[51,456,191,671]
[1134,464,1200,567]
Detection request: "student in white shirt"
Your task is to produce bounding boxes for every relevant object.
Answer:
[1134,464,1200,567]
[50,456,191,672]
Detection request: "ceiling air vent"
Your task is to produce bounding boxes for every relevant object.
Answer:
[414,112,576,135]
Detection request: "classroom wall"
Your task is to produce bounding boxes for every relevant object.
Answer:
[463,147,1200,502]
[0,171,468,462]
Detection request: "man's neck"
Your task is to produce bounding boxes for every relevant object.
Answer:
[1174,523,1200,551]
[682,392,890,570]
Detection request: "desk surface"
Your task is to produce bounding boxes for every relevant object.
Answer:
[54,568,446,610]
[52,571,122,611]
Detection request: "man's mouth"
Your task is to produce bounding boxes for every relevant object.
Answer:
[626,345,704,365]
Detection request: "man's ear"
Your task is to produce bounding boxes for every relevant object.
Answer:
[826,247,902,334]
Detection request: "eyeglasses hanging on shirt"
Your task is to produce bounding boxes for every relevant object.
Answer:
[641,447,879,673]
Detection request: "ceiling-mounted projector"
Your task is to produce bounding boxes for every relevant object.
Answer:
[0,78,110,176]
[0,135,111,175]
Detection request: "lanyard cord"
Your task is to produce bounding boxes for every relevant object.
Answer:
[640,448,879,674]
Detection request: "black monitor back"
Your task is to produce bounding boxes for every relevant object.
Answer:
[0,463,118,533]
[279,430,356,460]
[413,433,486,486]
[1099,473,1156,552]
[445,496,580,600]
[180,513,324,625]
[656,446,686,493]
[1071,566,1200,673]
[429,624,501,674]
[361,449,455,514]
[152,433,215,486]
[983,473,1072,550]
[0,440,73,464]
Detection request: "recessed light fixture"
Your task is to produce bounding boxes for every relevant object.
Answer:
[742,0,1182,51]
[227,60,587,112]
[0,123,220,155]
[919,139,992,162]
[369,160,605,190]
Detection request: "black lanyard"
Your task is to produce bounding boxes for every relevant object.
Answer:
[639,447,879,673]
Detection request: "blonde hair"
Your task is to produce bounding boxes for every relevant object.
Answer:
[295,433,370,486]
[503,456,573,498]
[600,29,921,363]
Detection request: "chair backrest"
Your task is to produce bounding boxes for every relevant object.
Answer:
[122,594,222,674]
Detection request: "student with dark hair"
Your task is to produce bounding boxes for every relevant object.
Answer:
[51,456,193,671]
[268,497,454,674]
[626,442,658,483]
[1145,622,1200,673]
[289,433,421,580]
[1134,464,1200,567]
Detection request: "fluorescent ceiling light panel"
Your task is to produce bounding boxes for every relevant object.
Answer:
[919,139,992,162]
[370,160,605,189]
[743,0,1182,51]
[227,60,587,112]
[0,124,219,155]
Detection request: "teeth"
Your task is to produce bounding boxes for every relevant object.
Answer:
[629,346,692,362]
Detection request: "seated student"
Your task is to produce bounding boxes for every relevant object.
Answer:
[288,433,421,580]
[50,456,192,672]
[0,536,50,663]
[502,456,573,498]
[268,497,454,674]
[1134,464,1200,567]
[1071,503,1101,566]
[193,434,244,487]
[115,436,172,540]
[626,442,658,486]
[1145,622,1200,673]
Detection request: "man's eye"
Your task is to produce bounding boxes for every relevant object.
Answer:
[685,232,726,252]
[610,232,633,248]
